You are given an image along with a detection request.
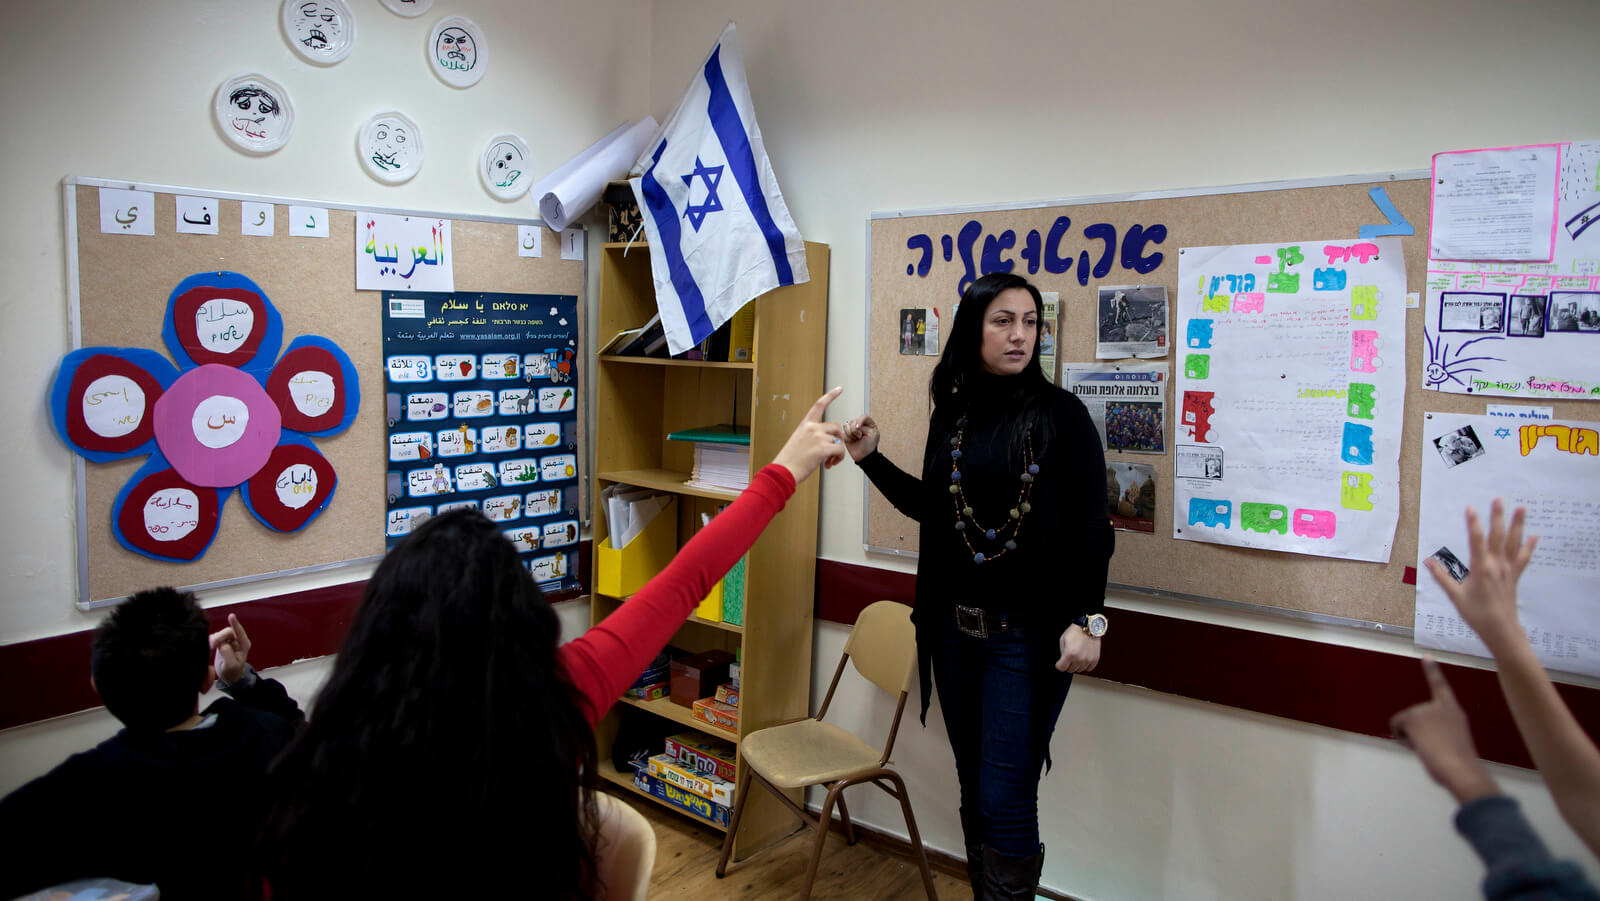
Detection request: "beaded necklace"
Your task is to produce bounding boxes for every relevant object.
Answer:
[947,415,1039,564]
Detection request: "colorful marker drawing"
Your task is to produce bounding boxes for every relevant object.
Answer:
[1185,354,1211,380]
[1341,422,1375,465]
[1340,471,1375,511]
[1347,383,1377,420]
[1291,509,1337,539]
[1187,318,1214,348]
[1240,502,1288,535]
[1519,423,1600,457]
[1313,268,1347,291]
[1351,286,1380,320]
[1187,498,1232,529]
[1421,328,1504,389]
[1351,330,1381,373]
[1233,293,1265,313]
[1181,391,1217,443]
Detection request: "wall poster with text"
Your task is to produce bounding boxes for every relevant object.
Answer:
[382,291,582,592]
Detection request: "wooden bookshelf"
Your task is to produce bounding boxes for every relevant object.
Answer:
[590,241,829,860]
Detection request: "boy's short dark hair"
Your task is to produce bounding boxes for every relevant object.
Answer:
[91,587,210,731]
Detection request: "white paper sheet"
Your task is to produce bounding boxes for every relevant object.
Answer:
[532,118,659,232]
[1416,412,1600,678]
[356,213,454,291]
[288,206,329,238]
[1173,238,1406,562]
[241,202,275,236]
[98,188,155,236]
[517,225,542,258]
[174,195,219,235]
[1423,141,1600,399]
[1430,145,1561,262]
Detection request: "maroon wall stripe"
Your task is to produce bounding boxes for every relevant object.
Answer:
[6,548,1594,774]
[813,556,1600,771]
[0,541,590,731]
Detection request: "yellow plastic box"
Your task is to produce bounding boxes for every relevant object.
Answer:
[695,579,723,622]
[595,495,677,597]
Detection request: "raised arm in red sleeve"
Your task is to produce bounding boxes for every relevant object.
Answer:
[558,463,797,725]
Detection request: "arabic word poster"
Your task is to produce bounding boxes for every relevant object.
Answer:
[383,291,581,591]
[357,212,454,292]
[49,272,359,561]
[1417,412,1600,677]
[1173,238,1406,562]
[1424,140,1600,400]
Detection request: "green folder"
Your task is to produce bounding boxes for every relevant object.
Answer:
[666,424,751,445]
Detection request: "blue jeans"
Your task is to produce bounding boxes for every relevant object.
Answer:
[932,623,1072,858]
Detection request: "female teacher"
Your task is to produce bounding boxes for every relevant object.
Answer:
[842,273,1114,900]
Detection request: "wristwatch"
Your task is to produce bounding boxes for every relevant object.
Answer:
[1074,613,1109,638]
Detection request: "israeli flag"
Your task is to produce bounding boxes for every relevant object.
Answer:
[629,22,809,356]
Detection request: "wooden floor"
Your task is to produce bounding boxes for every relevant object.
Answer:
[605,786,974,900]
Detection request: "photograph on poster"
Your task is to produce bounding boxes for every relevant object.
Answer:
[1105,462,1155,533]
[1429,546,1469,583]
[1175,444,1224,481]
[1438,291,1505,333]
[1433,425,1486,468]
[1096,285,1168,359]
[1508,294,1547,337]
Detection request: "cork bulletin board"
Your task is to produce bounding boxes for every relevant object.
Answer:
[64,177,585,607]
[866,173,1599,630]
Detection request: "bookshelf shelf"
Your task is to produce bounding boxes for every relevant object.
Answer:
[599,355,755,370]
[591,241,829,856]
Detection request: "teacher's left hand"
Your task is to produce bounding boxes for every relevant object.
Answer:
[1056,625,1100,673]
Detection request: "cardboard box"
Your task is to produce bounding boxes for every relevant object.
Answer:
[729,662,741,690]
[665,732,738,783]
[670,649,734,708]
[715,683,739,707]
[634,767,731,827]
[692,697,739,734]
[695,578,723,622]
[625,681,668,701]
[646,753,735,806]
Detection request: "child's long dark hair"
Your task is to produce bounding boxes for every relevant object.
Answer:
[928,272,1057,460]
[256,510,598,898]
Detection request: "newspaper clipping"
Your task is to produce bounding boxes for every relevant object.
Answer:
[1096,284,1169,358]
[1063,362,1168,454]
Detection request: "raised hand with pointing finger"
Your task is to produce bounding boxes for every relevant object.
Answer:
[772,387,848,483]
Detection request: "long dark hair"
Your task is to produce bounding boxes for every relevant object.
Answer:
[256,510,598,898]
[928,272,1056,458]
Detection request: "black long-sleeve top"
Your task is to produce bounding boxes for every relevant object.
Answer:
[0,668,304,900]
[859,370,1114,756]
[1456,796,1600,901]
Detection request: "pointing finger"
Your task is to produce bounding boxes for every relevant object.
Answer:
[803,387,844,424]
[1421,655,1454,702]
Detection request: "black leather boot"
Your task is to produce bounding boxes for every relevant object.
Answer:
[981,843,1044,901]
[959,806,984,898]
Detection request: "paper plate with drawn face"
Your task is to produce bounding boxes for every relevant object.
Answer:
[359,111,424,184]
[282,0,357,65]
[380,0,432,16]
[215,73,296,153]
[428,16,487,88]
[479,134,531,200]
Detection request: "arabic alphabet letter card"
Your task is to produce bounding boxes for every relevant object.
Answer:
[560,229,584,261]
[214,73,295,154]
[289,206,329,238]
[518,225,542,258]
[241,202,276,237]
[481,133,532,201]
[175,196,219,236]
[282,0,357,66]
[428,16,487,88]
[98,188,155,236]
[359,111,425,184]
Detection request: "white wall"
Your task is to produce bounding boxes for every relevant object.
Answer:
[0,0,650,645]
[643,1,1600,898]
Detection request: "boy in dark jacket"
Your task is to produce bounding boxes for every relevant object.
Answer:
[0,588,303,900]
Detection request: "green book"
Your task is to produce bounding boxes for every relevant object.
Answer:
[666,424,751,446]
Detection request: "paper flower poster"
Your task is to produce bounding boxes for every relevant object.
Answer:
[50,273,359,561]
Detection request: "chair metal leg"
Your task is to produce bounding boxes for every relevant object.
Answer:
[836,787,858,845]
[716,761,756,877]
[886,772,939,901]
[802,782,846,899]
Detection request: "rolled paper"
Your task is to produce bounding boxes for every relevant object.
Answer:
[533,117,660,231]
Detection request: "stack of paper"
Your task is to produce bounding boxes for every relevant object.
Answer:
[602,483,670,548]
[686,444,751,492]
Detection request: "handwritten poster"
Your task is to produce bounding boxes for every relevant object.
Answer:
[1417,412,1600,678]
[358,213,455,292]
[382,290,581,592]
[1173,238,1406,562]
[1424,140,1600,399]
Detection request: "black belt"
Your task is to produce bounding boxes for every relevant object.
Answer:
[954,604,1018,638]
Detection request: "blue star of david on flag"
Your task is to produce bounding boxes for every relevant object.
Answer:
[1494,427,1513,439]
[680,157,725,232]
